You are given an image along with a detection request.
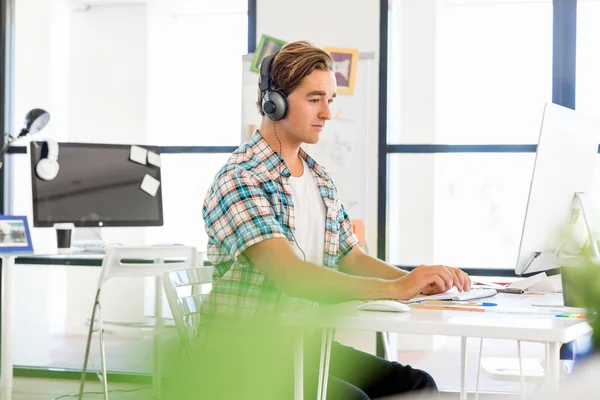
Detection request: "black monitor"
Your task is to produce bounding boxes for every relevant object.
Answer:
[30,142,163,227]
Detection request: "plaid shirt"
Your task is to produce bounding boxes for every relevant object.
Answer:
[202,131,359,318]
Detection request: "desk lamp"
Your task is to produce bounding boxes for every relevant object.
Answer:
[0,108,51,169]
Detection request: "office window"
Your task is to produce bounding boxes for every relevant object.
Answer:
[147,9,248,146]
[385,1,575,395]
[388,0,552,145]
[386,0,553,270]
[387,153,534,268]
[145,153,232,251]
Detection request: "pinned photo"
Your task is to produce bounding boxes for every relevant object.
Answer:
[0,216,33,253]
[323,47,359,95]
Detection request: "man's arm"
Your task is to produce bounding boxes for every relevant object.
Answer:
[338,246,408,280]
[338,246,472,293]
[244,238,460,302]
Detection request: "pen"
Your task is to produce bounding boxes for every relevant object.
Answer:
[419,301,478,306]
[412,304,485,313]
[419,301,497,307]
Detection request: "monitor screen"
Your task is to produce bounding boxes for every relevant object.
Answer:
[30,142,163,227]
[515,103,600,275]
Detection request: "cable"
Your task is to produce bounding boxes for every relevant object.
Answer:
[51,386,152,400]
[273,123,307,262]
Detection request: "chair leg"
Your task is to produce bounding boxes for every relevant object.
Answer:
[381,331,391,360]
[78,290,101,400]
[321,329,334,400]
[97,303,109,400]
[153,275,164,399]
[317,329,328,400]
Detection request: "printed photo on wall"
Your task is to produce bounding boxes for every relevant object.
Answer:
[251,35,287,73]
[0,215,33,253]
[323,47,359,95]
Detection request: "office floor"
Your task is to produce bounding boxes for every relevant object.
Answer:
[400,336,543,393]
[12,377,150,400]
[13,333,550,396]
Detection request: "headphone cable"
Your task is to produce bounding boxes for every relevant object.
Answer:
[273,123,307,262]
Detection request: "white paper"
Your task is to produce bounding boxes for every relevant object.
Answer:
[528,274,562,292]
[140,174,160,197]
[147,151,162,168]
[130,145,148,165]
[506,272,547,291]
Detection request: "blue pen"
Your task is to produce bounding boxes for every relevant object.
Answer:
[480,302,497,307]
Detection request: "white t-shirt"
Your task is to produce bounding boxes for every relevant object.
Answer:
[287,158,326,266]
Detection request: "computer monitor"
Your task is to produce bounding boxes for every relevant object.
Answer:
[30,142,163,228]
[515,103,600,275]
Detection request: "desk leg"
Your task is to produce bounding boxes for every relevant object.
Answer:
[321,329,334,400]
[460,337,467,400]
[547,342,561,390]
[154,276,163,398]
[0,256,15,399]
[294,334,304,400]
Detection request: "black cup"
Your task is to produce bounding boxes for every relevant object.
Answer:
[53,223,74,250]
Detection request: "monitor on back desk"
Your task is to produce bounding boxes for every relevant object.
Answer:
[515,103,600,276]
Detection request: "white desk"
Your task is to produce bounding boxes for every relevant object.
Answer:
[287,293,592,400]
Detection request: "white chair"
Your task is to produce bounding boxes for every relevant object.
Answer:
[77,246,197,400]
[163,266,213,354]
[474,339,548,400]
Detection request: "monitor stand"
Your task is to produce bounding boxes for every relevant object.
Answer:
[523,192,600,274]
[72,227,107,253]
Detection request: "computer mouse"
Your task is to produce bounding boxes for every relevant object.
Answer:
[357,300,411,313]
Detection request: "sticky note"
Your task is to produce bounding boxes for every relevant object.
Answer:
[140,174,160,197]
[147,151,162,168]
[130,145,148,165]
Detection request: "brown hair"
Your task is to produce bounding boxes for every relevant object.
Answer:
[256,41,334,116]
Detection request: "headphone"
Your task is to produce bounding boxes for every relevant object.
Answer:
[36,139,60,181]
[259,52,288,121]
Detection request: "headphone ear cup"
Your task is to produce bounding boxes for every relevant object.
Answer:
[262,91,288,121]
[36,140,60,181]
[36,158,60,181]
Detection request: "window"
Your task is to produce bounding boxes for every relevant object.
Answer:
[384,0,579,395]
[386,0,553,269]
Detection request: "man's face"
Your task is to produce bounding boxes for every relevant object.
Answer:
[279,69,336,145]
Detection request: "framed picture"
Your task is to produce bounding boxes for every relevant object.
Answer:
[0,215,33,253]
[324,47,359,95]
[251,34,287,73]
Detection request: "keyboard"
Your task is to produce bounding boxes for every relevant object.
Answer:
[403,288,498,304]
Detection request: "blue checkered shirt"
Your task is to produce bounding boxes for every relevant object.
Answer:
[202,131,359,317]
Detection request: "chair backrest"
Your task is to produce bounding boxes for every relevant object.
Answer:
[163,266,214,350]
[98,246,198,288]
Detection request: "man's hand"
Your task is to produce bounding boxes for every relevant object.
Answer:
[388,265,471,299]
[420,266,471,295]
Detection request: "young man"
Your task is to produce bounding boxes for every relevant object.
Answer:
[202,41,471,399]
